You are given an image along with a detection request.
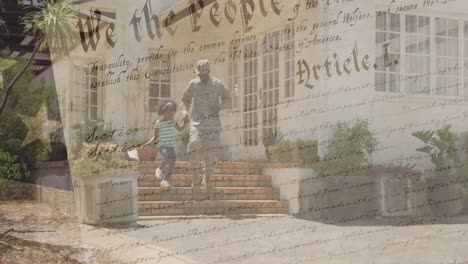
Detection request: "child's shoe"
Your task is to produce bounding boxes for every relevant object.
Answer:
[160,180,171,191]
[155,168,162,180]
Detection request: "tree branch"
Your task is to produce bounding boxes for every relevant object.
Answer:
[0,35,44,116]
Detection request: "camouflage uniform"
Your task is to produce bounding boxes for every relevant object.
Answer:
[180,64,231,190]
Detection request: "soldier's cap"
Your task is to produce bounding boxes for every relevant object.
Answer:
[194,59,210,75]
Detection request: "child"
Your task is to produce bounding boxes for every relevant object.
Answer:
[142,99,189,190]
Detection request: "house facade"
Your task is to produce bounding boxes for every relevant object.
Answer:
[50,0,468,170]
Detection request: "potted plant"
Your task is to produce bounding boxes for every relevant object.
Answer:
[317,119,378,220]
[261,130,283,162]
[412,125,464,216]
[318,119,378,179]
[71,142,140,226]
[273,139,319,164]
[71,118,115,159]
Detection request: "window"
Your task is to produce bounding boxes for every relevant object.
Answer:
[375,13,467,98]
[262,31,280,138]
[148,53,171,112]
[73,64,99,122]
[20,0,46,6]
[435,18,460,96]
[375,13,401,93]
[228,44,239,109]
[405,15,430,95]
[284,22,295,98]
[465,21,468,99]
[243,41,258,146]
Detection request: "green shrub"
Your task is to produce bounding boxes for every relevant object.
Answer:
[261,130,283,147]
[0,151,30,181]
[318,119,378,177]
[71,118,115,159]
[272,139,319,163]
[413,125,464,179]
[294,139,319,163]
[17,140,50,168]
[71,142,139,178]
[273,140,293,162]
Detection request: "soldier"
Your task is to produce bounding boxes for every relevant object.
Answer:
[180,59,232,193]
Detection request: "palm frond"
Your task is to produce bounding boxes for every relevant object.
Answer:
[22,0,79,56]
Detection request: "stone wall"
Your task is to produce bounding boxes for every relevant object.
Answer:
[264,167,452,222]
[0,179,75,217]
[0,161,76,218]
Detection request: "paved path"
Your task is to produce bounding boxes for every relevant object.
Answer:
[4,209,468,264]
[85,215,468,264]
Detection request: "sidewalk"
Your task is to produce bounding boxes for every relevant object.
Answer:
[2,201,468,264]
[0,201,198,264]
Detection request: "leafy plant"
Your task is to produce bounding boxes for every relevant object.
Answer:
[0,0,78,115]
[71,142,139,178]
[0,151,30,181]
[412,125,461,178]
[261,130,283,147]
[71,118,115,159]
[318,119,378,177]
[294,139,319,163]
[273,140,292,162]
[272,139,319,163]
[260,130,283,161]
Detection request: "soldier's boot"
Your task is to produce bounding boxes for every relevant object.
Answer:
[190,158,202,188]
[205,155,217,200]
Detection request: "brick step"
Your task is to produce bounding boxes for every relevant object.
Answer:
[139,214,288,220]
[138,174,272,187]
[138,187,280,201]
[138,200,289,216]
[139,167,263,175]
[138,161,300,169]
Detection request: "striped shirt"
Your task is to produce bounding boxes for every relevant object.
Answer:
[154,119,176,147]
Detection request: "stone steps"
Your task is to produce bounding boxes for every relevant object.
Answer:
[138,187,280,201]
[138,161,299,169]
[136,162,290,217]
[138,200,289,216]
[139,167,263,175]
[138,174,273,187]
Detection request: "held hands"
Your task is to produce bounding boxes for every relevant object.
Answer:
[183,114,190,124]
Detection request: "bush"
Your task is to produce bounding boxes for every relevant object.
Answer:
[0,151,30,181]
[71,118,115,159]
[295,139,319,163]
[20,140,50,166]
[318,119,378,177]
[412,125,460,178]
[71,142,139,178]
[0,55,66,168]
[273,140,293,162]
[272,139,319,163]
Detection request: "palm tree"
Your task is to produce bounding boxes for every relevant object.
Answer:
[0,0,78,116]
